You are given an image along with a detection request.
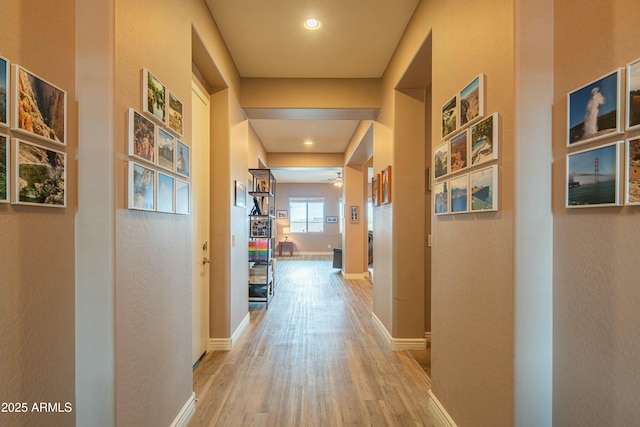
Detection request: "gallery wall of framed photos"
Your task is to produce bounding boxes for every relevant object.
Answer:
[434,73,500,215]
[127,68,191,214]
[0,54,68,208]
[565,58,640,208]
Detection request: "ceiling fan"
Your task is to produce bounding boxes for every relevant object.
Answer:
[330,171,343,188]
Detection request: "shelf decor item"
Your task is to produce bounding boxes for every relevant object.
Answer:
[128,160,155,211]
[142,68,166,124]
[566,141,620,208]
[567,68,622,147]
[0,55,8,127]
[12,64,66,145]
[13,138,66,207]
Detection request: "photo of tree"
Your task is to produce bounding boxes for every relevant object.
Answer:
[168,92,183,136]
[434,142,449,179]
[442,96,457,138]
[143,69,166,123]
[15,139,66,207]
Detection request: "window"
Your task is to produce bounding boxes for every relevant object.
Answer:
[289,198,324,233]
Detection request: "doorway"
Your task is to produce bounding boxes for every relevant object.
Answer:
[191,78,211,366]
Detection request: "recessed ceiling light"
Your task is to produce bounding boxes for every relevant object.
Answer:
[303,18,322,31]
[304,140,314,146]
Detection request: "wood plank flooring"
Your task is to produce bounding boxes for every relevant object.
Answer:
[189,259,433,426]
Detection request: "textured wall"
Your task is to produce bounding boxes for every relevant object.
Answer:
[380,0,516,424]
[0,1,76,426]
[553,1,640,425]
[114,0,194,424]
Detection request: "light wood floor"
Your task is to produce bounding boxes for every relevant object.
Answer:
[189,259,433,426]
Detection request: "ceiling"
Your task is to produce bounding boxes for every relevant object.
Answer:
[205,0,419,182]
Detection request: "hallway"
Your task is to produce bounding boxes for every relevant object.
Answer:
[189,258,432,426]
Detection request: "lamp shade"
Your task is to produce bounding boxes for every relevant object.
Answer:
[283,227,291,235]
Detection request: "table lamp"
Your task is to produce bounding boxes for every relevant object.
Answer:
[283,227,290,242]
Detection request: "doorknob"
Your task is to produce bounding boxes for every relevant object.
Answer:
[202,257,211,265]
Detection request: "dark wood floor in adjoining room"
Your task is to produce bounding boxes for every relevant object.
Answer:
[189,258,432,426]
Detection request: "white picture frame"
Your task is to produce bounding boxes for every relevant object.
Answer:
[625,137,640,205]
[566,141,620,208]
[0,55,9,128]
[450,174,469,214]
[0,132,9,203]
[175,178,190,215]
[13,138,66,208]
[626,58,640,132]
[157,171,175,213]
[142,68,166,124]
[459,74,485,128]
[470,164,498,212]
[128,160,155,211]
[470,112,499,166]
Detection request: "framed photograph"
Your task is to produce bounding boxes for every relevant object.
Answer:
[0,133,8,202]
[175,178,190,215]
[470,165,498,212]
[157,127,174,172]
[434,142,449,179]
[381,165,392,204]
[157,171,175,213]
[450,130,468,173]
[276,209,287,219]
[176,140,190,178]
[326,216,338,223]
[625,137,640,205]
[442,95,458,138]
[12,65,66,145]
[0,55,8,127]
[459,74,485,128]
[235,180,247,208]
[168,91,184,136]
[450,174,469,214]
[434,180,448,215]
[128,161,155,211]
[567,141,620,208]
[350,205,359,223]
[128,108,156,164]
[471,113,499,166]
[13,138,66,207]
[142,68,166,124]
[567,69,622,146]
[627,59,640,131]
[372,173,380,206]
[250,218,269,237]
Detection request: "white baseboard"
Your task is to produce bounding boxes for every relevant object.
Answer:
[207,312,250,352]
[428,390,457,427]
[170,392,196,427]
[371,313,427,351]
[293,251,333,256]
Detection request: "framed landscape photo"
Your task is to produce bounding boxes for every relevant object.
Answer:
[442,95,458,138]
[471,113,499,166]
[434,142,449,179]
[128,161,155,211]
[176,140,190,178]
[168,91,184,136]
[142,68,166,124]
[372,173,380,206]
[0,55,8,127]
[567,141,620,207]
[450,174,469,214]
[128,108,156,164]
[0,133,8,202]
[381,165,392,204]
[157,127,175,172]
[12,65,66,145]
[470,165,498,212]
[567,69,622,146]
[434,180,449,215]
[350,205,359,223]
[326,216,338,223]
[625,137,640,205]
[13,138,66,207]
[235,181,247,208]
[450,130,468,173]
[459,74,485,128]
[175,178,190,215]
[156,171,175,213]
[627,58,640,131]
[276,210,287,219]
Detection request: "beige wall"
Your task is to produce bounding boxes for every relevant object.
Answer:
[553,1,640,425]
[0,1,77,426]
[380,0,516,425]
[275,183,342,253]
